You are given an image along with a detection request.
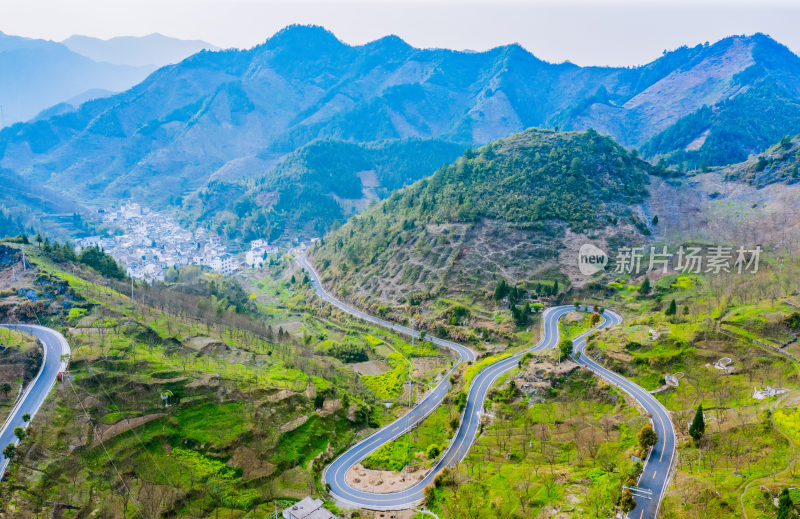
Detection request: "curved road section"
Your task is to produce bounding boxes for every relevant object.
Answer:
[0,324,71,476]
[572,310,675,519]
[299,254,674,516]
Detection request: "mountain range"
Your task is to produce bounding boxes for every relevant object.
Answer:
[0,31,215,128]
[61,33,218,68]
[2,25,800,239]
[0,31,154,126]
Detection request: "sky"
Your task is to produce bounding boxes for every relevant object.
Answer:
[2,0,800,66]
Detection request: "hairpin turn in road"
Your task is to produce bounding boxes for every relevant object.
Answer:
[298,254,674,517]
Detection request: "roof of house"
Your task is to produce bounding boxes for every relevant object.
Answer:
[283,497,337,519]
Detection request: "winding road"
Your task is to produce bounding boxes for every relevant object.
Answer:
[299,254,674,517]
[0,324,70,476]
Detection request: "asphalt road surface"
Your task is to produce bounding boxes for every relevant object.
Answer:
[0,324,71,477]
[299,254,674,516]
[572,309,675,519]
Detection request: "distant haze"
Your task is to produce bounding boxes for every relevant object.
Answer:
[62,33,218,67]
[2,0,800,66]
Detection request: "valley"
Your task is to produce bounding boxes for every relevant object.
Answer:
[0,13,799,519]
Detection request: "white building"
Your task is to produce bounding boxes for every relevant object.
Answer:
[210,253,235,275]
[282,497,337,519]
[245,243,277,268]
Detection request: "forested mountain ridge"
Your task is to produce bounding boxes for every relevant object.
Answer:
[310,129,653,316]
[2,26,800,215]
[181,138,466,242]
[640,34,800,167]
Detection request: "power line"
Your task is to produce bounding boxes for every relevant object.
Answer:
[66,377,144,518]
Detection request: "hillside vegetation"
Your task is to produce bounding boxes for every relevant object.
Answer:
[0,238,454,518]
[719,134,800,186]
[3,27,800,221]
[182,138,465,241]
[311,129,652,334]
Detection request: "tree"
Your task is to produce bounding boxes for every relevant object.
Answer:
[35,233,42,248]
[620,488,637,513]
[777,488,794,519]
[638,424,658,452]
[651,215,659,225]
[558,338,573,361]
[511,303,530,327]
[426,444,441,460]
[589,313,602,326]
[2,443,15,460]
[639,277,651,295]
[689,405,705,442]
[0,382,10,398]
[22,413,30,423]
[13,427,25,441]
[493,280,510,301]
[665,299,677,316]
[574,300,581,310]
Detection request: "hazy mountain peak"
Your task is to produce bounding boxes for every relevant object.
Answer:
[62,33,218,67]
[265,24,344,52]
[364,34,414,55]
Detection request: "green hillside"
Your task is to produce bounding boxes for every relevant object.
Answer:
[310,129,653,332]
[718,133,800,185]
[181,138,465,242]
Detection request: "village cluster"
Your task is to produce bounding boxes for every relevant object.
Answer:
[76,204,278,282]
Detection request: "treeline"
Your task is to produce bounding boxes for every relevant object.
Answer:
[35,236,126,279]
[0,210,30,239]
[493,279,553,327]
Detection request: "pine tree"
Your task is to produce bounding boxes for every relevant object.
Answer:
[777,488,793,519]
[493,280,509,301]
[665,299,677,316]
[639,277,651,295]
[689,405,705,442]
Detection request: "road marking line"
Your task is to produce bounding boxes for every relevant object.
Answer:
[652,470,657,478]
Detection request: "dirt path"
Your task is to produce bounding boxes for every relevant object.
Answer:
[345,463,430,493]
[94,413,165,444]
